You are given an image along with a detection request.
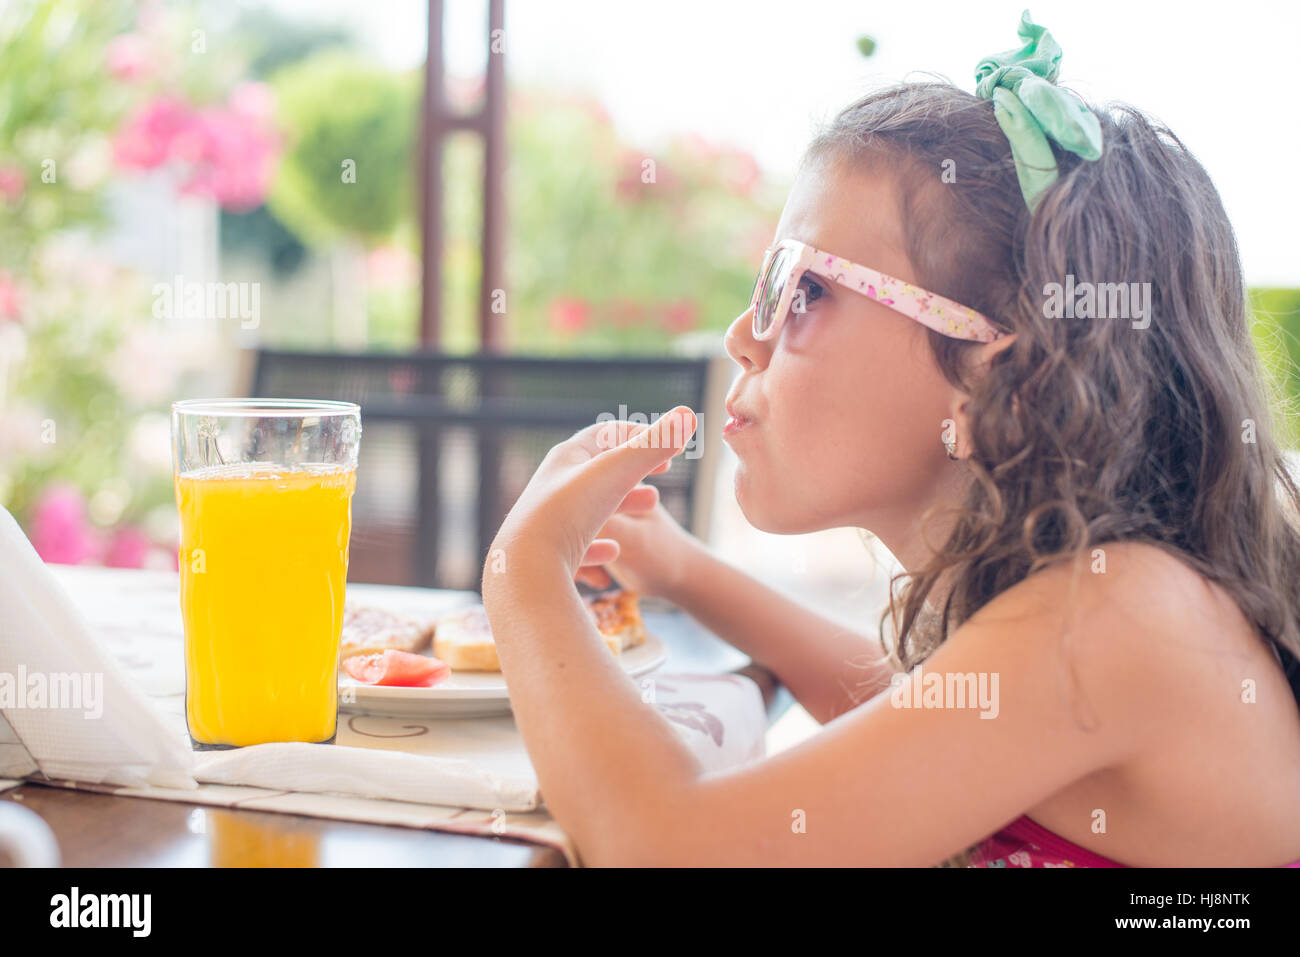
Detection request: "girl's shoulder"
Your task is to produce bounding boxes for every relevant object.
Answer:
[966,541,1263,728]
[985,540,1245,647]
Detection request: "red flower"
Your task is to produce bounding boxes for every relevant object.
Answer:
[548,297,590,335]
[0,166,25,204]
[0,272,21,321]
[663,300,699,333]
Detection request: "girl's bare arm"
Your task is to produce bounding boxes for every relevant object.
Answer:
[661,540,896,724]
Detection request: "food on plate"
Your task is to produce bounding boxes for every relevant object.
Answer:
[342,649,451,687]
[430,605,498,671]
[434,589,647,672]
[586,588,648,654]
[338,604,437,660]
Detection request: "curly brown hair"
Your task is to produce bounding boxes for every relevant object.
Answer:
[805,81,1300,867]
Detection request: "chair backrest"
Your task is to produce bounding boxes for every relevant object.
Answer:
[250,348,722,590]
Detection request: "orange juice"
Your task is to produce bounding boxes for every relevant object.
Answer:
[176,463,356,747]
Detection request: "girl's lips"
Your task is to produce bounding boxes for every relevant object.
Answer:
[723,414,752,438]
[724,397,755,438]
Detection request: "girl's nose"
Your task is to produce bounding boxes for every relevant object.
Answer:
[724,303,767,372]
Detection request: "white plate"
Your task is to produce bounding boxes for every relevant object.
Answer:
[340,631,667,718]
[337,582,667,718]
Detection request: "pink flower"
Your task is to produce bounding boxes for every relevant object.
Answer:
[663,300,699,333]
[0,165,25,203]
[113,98,194,169]
[105,33,150,81]
[228,82,276,123]
[0,272,22,321]
[112,95,281,211]
[174,107,280,212]
[615,150,677,203]
[549,297,590,335]
[104,526,151,569]
[680,133,717,162]
[718,147,761,196]
[29,484,98,566]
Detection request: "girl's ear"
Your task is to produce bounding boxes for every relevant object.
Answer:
[945,333,1016,460]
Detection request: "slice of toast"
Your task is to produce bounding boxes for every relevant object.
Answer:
[339,605,436,660]
[430,605,500,671]
[433,590,646,671]
[586,589,647,653]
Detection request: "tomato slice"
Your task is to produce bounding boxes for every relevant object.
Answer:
[343,650,451,687]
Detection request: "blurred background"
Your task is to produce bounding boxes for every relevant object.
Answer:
[1,0,1297,725]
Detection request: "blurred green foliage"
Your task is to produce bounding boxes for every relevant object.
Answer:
[218,7,353,278]
[235,7,351,79]
[0,0,134,273]
[1249,288,1300,448]
[260,57,784,354]
[267,52,419,245]
[0,0,222,540]
[491,92,780,354]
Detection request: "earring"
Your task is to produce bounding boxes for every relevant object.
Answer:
[943,434,958,460]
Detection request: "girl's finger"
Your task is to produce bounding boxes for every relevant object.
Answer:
[580,538,621,567]
[563,408,695,531]
[617,483,659,513]
[575,565,613,589]
[575,417,654,457]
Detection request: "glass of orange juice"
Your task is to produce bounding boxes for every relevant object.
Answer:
[171,399,361,749]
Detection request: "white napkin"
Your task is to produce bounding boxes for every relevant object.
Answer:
[193,742,539,811]
[0,506,197,789]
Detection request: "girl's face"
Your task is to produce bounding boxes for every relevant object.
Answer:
[722,155,968,548]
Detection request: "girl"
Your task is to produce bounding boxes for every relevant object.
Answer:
[480,13,1300,867]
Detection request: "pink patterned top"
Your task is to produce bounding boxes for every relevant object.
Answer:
[970,815,1300,868]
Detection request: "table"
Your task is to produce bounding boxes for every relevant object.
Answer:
[3,567,792,867]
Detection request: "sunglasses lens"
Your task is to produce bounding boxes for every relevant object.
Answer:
[753,247,793,338]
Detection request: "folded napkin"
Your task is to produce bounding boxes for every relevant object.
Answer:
[0,507,197,790]
[193,741,540,811]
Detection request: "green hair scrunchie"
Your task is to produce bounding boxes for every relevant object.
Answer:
[974,9,1103,212]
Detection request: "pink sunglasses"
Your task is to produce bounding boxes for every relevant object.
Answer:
[749,238,1004,343]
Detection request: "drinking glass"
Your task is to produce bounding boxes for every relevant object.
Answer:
[171,399,361,749]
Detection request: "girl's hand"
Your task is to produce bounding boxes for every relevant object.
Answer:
[484,406,697,584]
[574,499,702,601]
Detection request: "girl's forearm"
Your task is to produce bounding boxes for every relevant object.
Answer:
[662,541,896,724]
[481,552,703,863]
